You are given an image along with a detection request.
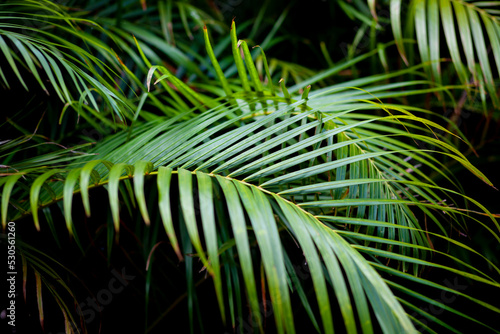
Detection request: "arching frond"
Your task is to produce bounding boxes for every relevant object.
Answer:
[3,92,499,332]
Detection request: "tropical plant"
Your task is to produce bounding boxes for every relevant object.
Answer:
[1,1,499,333]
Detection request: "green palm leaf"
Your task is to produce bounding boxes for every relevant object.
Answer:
[2,10,499,334]
[388,0,500,107]
[4,92,498,332]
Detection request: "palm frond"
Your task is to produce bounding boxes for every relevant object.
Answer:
[388,0,500,107]
[2,10,499,334]
[0,0,135,121]
[3,92,499,332]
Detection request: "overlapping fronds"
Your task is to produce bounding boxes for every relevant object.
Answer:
[335,0,500,108]
[3,91,499,333]
[0,0,135,121]
[389,0,500,106]
[1,6,499,334]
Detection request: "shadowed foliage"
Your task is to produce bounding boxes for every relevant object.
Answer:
[1,1,499,333]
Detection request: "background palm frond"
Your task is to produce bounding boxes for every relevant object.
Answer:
[3,91,499,332]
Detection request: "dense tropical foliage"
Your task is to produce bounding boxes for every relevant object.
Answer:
[1,0,499,333]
